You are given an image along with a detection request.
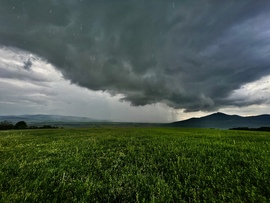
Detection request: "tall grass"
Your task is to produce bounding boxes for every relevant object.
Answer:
[1,127,270,202]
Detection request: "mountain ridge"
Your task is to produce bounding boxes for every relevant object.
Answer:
[168,112,270,129]
[0,114,105,123]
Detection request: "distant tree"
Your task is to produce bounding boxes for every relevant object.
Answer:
[0,120,14,130]
[14,121,28,129]
[39,125,58,129]
[230,126,270,132]
[257,127,270,132]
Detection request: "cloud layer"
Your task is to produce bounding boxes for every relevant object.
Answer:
[1,0,270,112]
[0,47,176,122]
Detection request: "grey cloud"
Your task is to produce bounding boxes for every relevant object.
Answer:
[0,79,54,107]
[1,0,270,112]
[23,58,32,70]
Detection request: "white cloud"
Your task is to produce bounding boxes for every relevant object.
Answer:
[226,75,270,106]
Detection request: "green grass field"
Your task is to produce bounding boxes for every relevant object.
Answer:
[0,127,270,202]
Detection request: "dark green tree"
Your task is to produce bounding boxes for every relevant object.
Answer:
[14,121,28,129]
[0,120,14,130]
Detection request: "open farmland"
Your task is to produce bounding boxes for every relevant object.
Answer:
[0,127,270,202]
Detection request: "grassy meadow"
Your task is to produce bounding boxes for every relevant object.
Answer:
[0,127,270,202]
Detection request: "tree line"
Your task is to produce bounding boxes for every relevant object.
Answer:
[0,120,58,130]
[230,127,270,132]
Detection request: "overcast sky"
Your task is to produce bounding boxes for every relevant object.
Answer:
[1,0,270,122]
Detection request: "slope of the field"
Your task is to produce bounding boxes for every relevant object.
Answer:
[0,127,270,202]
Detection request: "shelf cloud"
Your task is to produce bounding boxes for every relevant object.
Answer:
[1,0,270,112]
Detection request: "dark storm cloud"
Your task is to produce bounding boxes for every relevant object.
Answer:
[23,58,32,70]
[1,0,270,112]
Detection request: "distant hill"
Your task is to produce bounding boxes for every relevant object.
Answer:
[0,114,104,124]
[167,112,270,129]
